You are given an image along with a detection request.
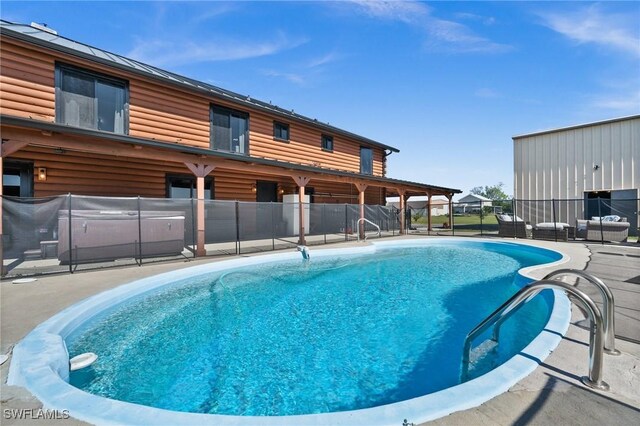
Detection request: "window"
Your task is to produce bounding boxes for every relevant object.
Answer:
[55,64,127,133]
[321,134,333,152]
[273,121,289,141]
[211,105,249,154]
[166,175,214,199]
[360,147,373,175]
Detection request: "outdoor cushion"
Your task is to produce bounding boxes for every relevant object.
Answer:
[499,214,525,222]
[591,215,621,222]
[536,222,571,230]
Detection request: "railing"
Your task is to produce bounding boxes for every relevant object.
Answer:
[1,195,401,278]
[461,279,610,391]
[406,196,638,242]
[543,269,620,355]
[356,218,381,241]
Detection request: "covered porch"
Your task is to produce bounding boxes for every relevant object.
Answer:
[1,117,460,276]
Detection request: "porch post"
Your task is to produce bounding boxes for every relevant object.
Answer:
[426,191,432,232]
[185,163,215,256]
[292,175,311,245]
[398,189,406,234]
[355,183,368,239]
[446,193,453,230]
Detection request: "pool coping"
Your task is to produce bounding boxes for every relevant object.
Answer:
[7,238,571,426]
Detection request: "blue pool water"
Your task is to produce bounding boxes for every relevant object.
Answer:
[67,241,561,416]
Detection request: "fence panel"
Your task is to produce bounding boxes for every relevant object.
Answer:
[3,194,638,278]
[2,195,69,275]
[139,197,195,260]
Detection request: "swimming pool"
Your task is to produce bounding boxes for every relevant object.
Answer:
[9,239,570,425]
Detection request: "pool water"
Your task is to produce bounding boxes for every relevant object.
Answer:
[67,242,560,416]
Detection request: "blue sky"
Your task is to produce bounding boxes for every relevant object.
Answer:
[2,1,639,198]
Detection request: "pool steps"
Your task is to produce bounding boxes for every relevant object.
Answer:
[462,270,616,391]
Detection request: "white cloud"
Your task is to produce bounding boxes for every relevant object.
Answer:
[347,0,429,23]
[537,4,640,57]
[345,0,511,54]
[128,33,308,66]
[306,52,341,68]
[192,4,237,24]
[262,69,306,86]
[454,12,496,26]
[590,90,640,113]
[424,19,512,54]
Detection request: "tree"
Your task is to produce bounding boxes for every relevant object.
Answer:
[470,182,509,200]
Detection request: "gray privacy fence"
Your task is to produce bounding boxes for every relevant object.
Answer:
[1,195,400,277]
[408,198,638,241]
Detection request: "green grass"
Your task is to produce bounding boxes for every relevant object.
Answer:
[413,214,498,225]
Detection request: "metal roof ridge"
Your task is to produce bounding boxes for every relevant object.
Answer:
[512,114,640,139]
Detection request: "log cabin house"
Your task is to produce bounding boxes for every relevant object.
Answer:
[0,21,460,257]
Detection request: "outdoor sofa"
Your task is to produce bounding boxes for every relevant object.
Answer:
[496,214,532,238]
[576,216,630,242]
[57,210,185,263]
[532,222,574,241]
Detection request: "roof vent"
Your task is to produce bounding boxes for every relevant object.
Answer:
[30,22,58,35]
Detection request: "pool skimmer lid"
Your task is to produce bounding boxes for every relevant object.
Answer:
[70,353,98,371]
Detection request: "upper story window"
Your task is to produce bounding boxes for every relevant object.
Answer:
[211,105,249,154]
[55,63,128,134]
[360,146,373,175]
[321,134,334,152]
[273,121,290,141]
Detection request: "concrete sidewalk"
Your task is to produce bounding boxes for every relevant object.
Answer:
[583,243,640,343]
[1,237,638,425]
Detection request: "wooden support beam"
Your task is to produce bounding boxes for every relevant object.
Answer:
[184,162,216,178]
[184,163,216,257]
[355,183,368,239]
[426,191,433,232]
[290,176,311,244]
[291,176,310,243]
[446,193,453,231]
[397,189,407,235]
[292,175,311,188]
[0,139,29,157]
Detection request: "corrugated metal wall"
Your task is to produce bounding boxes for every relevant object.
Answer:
[513,117,639,200]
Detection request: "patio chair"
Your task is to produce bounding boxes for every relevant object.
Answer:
[496,214,532,238]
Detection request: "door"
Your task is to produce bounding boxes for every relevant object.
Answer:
[256,181,277,202]
[611,189,638,236]
[584,191,611,220]
[3,161,34,197]
[255,181,278,238]
[2,161,35,258]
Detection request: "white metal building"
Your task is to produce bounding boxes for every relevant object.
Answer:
[513,115,639,232]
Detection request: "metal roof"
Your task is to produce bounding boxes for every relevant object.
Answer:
[1,115,461,195]
[512,114,640,140]
[0,20,399,153]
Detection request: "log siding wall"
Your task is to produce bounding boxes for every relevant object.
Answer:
[8,147,384,204]
[1,38,386,177]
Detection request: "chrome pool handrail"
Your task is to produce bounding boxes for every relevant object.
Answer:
[543,269,619,355]
[356,218,381,241]
[461,280,609,391]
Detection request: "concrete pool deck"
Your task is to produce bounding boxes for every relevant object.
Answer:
[1,236,639,425]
